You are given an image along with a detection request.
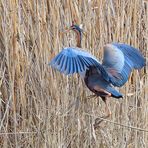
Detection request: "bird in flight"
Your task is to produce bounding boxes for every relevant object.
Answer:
[49,22,145,125]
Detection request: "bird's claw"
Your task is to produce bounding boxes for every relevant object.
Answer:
[93,117,104,129]
[94,113,112,129]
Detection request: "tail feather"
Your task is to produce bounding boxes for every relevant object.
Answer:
[107,86,123,99]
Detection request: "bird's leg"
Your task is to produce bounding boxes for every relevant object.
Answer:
[104,98,112,118]
[94,97,112,128]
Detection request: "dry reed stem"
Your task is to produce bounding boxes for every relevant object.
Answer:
[0,0,148,147]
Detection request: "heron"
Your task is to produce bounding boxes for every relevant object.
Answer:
[49,23,145,125]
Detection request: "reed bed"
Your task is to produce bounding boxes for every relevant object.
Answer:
[0,0,148,147]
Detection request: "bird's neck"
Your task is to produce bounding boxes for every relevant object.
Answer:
[74,30,82,48]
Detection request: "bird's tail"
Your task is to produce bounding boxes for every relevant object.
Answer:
[107,86,123,99]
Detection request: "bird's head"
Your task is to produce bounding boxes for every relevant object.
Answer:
[61,22,85,48]
[62,22,84,35]
[69,24,83,34]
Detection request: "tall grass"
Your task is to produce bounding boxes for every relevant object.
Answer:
[0,0,147,147]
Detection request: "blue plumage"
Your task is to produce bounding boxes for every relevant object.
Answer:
[50,47,101,75]
[113,43,145,69]
[107,87,123,98]
[102,43,146,87]
[50,43,145,98]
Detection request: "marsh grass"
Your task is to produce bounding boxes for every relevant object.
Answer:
[0,0,148,147]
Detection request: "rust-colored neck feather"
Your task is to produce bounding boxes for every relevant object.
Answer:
[74,29,81,48]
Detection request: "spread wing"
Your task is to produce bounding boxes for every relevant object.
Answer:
[102,43,146,87]
[50,47,108,78]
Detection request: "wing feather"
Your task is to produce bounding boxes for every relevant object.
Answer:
[69,58,74,74]
[61,55,67,72]
[66,58,71,74]
[50,47,107,76]
[80,56,90,67]
[102,43,145,87]
[76,57,83,72]
[58,55,65,70]
[72,57,77,73]
[112,43,145,69]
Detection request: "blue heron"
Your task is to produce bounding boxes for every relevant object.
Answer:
[49,23,145,124]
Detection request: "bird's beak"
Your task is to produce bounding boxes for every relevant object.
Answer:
[60,27,71,35]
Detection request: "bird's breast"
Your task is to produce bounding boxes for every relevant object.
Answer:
[84,74,103,90]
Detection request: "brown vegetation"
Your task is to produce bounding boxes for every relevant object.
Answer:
[0,0,148,147]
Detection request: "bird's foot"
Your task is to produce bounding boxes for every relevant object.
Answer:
[93,113,112,129]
